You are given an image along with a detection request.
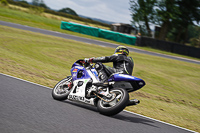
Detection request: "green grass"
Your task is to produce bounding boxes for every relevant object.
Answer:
[0,4,199,61]
[1,4,200,132]
[1,25,200,132]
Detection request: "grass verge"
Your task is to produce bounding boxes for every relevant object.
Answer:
[0,4,199,61]
[0,25,200,132]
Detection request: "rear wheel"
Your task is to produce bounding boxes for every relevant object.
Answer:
[52,77,72,101]
[97,88,129,116]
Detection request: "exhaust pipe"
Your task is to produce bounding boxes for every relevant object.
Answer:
[127,99,140,106]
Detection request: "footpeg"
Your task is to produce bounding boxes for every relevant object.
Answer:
[127,99,140,106]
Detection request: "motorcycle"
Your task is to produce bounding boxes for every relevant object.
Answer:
[52,59,145,116]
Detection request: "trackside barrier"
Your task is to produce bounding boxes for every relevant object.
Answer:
[61,21,136,45]
[136,36,200,58]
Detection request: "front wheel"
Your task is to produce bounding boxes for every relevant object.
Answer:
[97,88,129,116]
[52,77,72,101]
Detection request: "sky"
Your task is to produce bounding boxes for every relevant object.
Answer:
[26,0,132,24]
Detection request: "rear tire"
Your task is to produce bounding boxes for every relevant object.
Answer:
[97,88,129,116]
[52,77,72,101]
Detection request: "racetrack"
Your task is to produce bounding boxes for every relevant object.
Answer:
[0,20,199,133]
[0,20,199,65]
[0,73,197,133]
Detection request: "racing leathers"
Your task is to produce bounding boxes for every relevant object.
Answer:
[91,54,134,82]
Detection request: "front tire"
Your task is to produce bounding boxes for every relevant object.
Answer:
[97,88,129,116]
[52,77,72,101]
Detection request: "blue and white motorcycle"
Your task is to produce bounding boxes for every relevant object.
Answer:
[52,59,145,116]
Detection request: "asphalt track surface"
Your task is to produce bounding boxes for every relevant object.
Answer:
[0,73,197,133]
[0,21,198,133]
[0,20,200,65]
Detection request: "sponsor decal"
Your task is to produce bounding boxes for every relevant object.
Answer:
[69,95,84,101]
[73,68,78,72]
[68,95,91,104]
[84,79,89,83]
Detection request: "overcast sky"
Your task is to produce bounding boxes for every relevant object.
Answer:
[26,0,132,24]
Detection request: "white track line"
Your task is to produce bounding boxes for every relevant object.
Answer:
[0,73,52,90]
[123,110,198,133]
[0,73,198,133]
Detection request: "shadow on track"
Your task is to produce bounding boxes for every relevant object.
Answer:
[61,100,158,128]
[112,113,159,128]
[61,100,98,112]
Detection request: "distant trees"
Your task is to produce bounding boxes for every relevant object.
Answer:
[32,0,49,9]
[129,0,200,46]
[12,0,27,3]
[188,25,200,47]
[4,0,110,28]
[58,7,78,16]
[20,0,29,4]
[0,0,9,5]
[130,0,156,36]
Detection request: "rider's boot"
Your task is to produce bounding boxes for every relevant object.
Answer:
[94,63,108,82]
[93,71,108,87]
[95,70,109,86]
[86,86,97,98]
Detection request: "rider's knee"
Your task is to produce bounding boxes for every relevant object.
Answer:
[94,62,104,72]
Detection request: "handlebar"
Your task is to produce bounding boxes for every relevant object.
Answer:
[75,59,92,68]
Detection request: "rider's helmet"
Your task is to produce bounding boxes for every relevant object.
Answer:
[114,46,129,56]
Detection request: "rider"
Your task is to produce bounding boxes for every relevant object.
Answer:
[84,46,134,83]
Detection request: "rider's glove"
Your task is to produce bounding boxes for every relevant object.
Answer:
[84,58,93,63]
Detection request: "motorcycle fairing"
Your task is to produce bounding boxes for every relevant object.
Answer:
[69,62,99,105]
[108,74,143,82]
[69,61,145,104]
[67,78,95,105]
[71,62,99,81]
[71,65,90,81]
[108,74,145,92]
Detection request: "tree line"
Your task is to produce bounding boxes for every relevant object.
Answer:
[2,0,110,28]
[130,0,200,47]
[2,0,199,47]
[12,0,78,16]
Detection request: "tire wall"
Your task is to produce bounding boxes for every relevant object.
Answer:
[61,21,136,45]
